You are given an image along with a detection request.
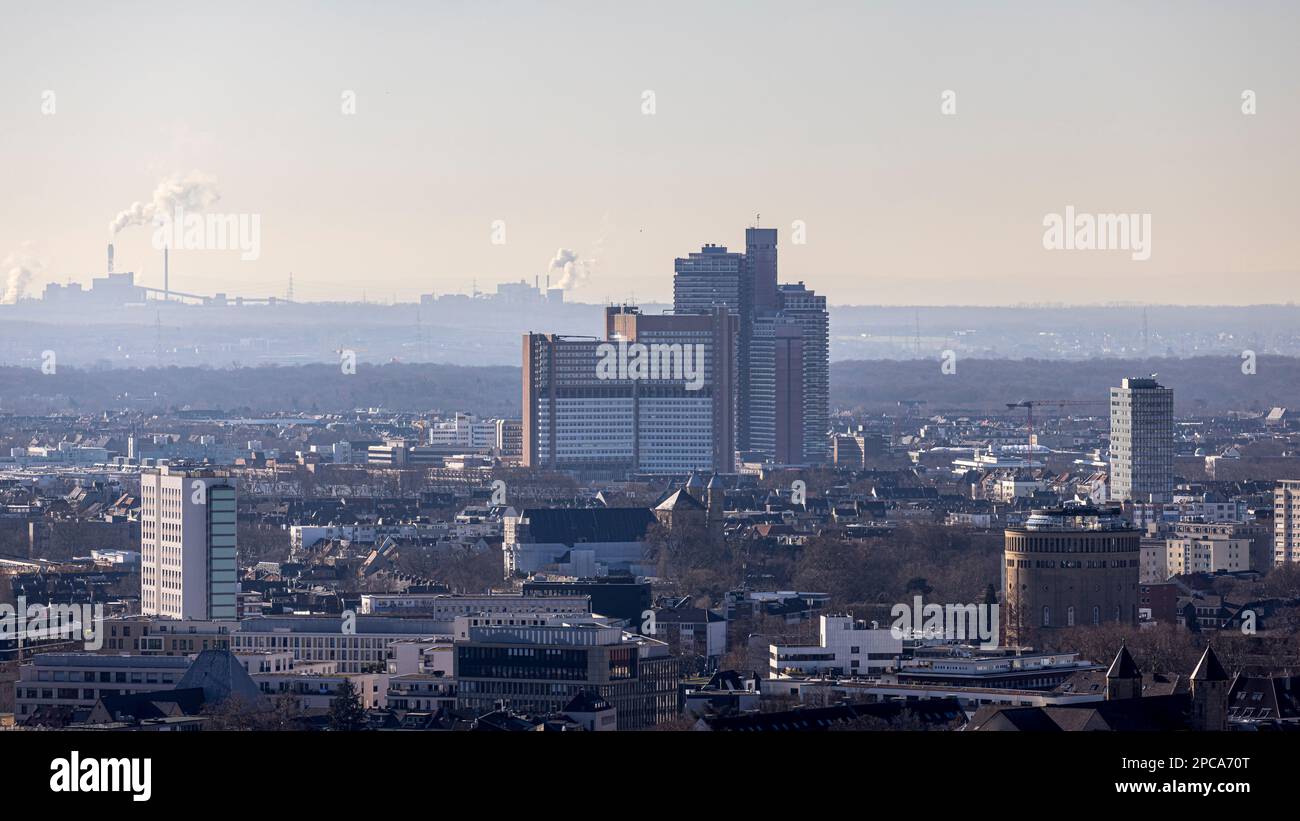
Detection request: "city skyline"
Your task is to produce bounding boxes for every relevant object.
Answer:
[3,1,1298,306]
[3,1,1299,784]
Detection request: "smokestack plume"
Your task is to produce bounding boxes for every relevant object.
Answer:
[109,171,221,237]
[2,244,45,305]
[548,248,588,290]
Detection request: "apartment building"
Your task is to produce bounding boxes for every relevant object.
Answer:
[140,465,237,621]
[1275,480,1300,565]
[1109,377,1174,504]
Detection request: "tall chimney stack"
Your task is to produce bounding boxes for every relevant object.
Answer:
[164,246,169,300]
[107,243,114,273]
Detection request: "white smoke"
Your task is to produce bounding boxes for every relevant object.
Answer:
[548,248,583,289]
[109,171,222,236]
[549,245,601,290]
[2,244,45,304]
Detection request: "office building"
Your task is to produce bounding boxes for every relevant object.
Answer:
[672,243,744,315]
[502,507,656,578]
[14,653,192,719]
[1108,377,1174,503]
[358,592,589,618]
[778,282,830,464]
[452,613,678,729]
[232,616,450,675]
[522,306,737,476]
[768,615,902,678]
[140,465,238,621]
[521,576,653,626]
[672,228,829,465]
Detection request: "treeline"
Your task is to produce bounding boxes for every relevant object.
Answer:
[832,355,1300,414]
[0,363,521,416]
[4,355,1299,416]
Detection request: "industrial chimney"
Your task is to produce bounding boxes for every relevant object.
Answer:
[164,246,169,301]
[107,243,114,273]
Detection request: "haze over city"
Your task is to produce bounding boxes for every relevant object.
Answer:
[4,1,1300,799]
[2,0,1297,305]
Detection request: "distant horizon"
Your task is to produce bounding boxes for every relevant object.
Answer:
[5,272,1300,312]
[4,1,1298,306]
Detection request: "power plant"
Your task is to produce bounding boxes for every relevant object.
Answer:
[33,240,285,308]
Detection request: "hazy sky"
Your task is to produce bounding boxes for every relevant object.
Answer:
[2,0,1297,305]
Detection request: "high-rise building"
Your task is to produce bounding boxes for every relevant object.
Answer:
[743,226,779,313]
[674,244,747,453]
[1002,503,1140,644]
[1108,377,1174,503]
[522,306,737,476]
[140,465,238,621]
[1274,480,1300,565]
[672,228,829,465]
[749,315,804,463]
[778,282,830,464]
[672,244,743,314]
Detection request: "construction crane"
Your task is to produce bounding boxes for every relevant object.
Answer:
[1004,399,1107,449]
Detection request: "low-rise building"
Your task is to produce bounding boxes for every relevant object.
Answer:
[768,615,902,679]
[452,613,677,729]
[14,653,191,719]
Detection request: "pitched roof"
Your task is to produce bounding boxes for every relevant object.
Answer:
[176,649,265,705]
[1190,646,1229,682]
[89,688,207,724]
[563,690,612,713]
[701,698,964,731]
[520,507,656,543]
[1106,645,1141,680]
[969,694,1195,732]
[654,489,705,512]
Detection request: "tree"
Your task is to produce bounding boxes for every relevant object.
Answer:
[202,694,304,731]
[328,679,367,731]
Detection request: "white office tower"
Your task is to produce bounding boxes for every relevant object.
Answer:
[140,466,238,620]
[1108,377,1174,504]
